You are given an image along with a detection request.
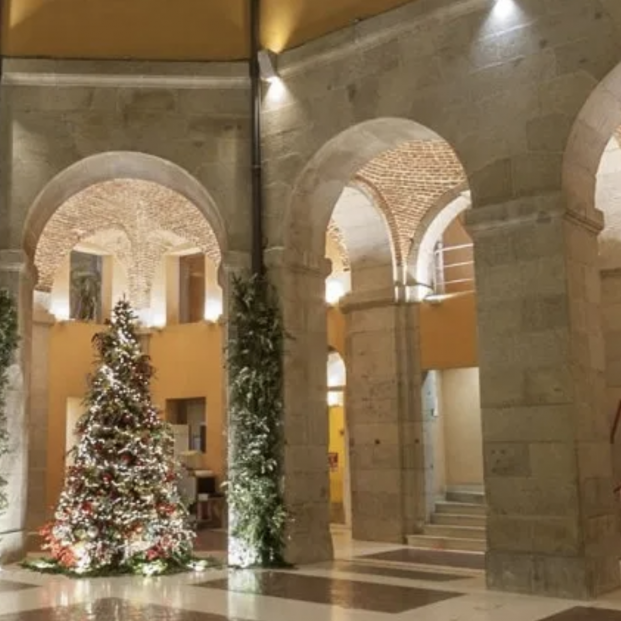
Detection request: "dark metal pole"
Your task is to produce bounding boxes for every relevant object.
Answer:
[250,0,264,276]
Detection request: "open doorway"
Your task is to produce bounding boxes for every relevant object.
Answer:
[327,349,351,528]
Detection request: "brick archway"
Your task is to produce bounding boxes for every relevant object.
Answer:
[22,151,228,264]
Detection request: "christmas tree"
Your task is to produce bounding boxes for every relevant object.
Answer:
[37,299,196,576]
[0,290,19,517]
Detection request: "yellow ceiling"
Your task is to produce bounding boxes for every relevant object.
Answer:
[2,0,413,61]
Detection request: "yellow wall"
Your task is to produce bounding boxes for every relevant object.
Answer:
[3,0,249,60]
[327,307,346,355]
[326,292,478,372]
[149,323,224,479]
[419,293,478,370]
[3,0,412,60]
[262,0,414,53]
[46,321,223,511]
[328,405,345,505]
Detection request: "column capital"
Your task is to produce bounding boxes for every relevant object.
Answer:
[265,246,331,278]
[465,193,603,238]
[218,250,252,286]
[0,249,37,286]
[340,287,398,313]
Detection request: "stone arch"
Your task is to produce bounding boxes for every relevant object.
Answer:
[407,181,471,296]
[21,152,229,536]
[563,62,621,220]
[22,151,228,265]
[285,118,469,286]
[279,118,471,557]
[331,185,396,293]
[285,118,447,266]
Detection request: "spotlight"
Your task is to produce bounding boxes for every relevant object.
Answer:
[258,49,279,82]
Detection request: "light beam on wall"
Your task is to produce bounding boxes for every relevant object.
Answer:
[258,49,279,82]
[204,298,223,323]
[51,300,70,321]
[325,278,346,305]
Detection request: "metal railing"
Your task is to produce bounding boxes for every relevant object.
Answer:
[432,242,475,294]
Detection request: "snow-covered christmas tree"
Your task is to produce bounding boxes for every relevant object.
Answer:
[38,299,195,576]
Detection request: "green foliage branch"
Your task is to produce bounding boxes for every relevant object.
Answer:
[226,274,288,568]
[0,290,19,517]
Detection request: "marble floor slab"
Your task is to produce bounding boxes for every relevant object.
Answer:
[0,581,39,593]
[359,547,485,570]
[0,598,239,621]
[541,608,621,621]
[328,560,467,582]
[199,570,464,613]
[3,532,621,621]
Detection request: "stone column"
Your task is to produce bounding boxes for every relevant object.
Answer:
[265,248,333,565]
[600,269,621,492]
[341,287,426,543]
[0,250,35,562]
[27,292,55,532]
[466,196,621,599]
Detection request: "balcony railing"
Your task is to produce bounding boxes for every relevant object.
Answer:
[433,242,475,294]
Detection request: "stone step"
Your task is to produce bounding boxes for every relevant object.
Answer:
[430,512,487,528]
[424,524,486,540]
[406,534,487,553]
[434,501,486,516]
[445,489,486,505]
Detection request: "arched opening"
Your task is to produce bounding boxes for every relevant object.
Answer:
[407,192,484,553]
[283,118,477,560]
[327,348,349,529]
[563,61,621,569]
[22,153,229,555]
[596,133,621,504]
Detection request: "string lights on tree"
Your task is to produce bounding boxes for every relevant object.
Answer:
[0,290,19,520]
[26,299,206,576]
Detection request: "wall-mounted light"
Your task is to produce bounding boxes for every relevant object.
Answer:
[258,49,279,83]
[492,0,516,19]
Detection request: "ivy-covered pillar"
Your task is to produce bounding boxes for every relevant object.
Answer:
[264,247,334,565]
[0,249,35,562]
[341,287,426,543]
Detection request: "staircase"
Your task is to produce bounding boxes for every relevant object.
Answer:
[407,487,487,553]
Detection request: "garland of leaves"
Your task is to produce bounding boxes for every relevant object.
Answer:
[0,290,19,517]
[226,274,288,568]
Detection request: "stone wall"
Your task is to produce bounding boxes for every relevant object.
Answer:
[263,0,621,598]
[0,58,251,561]
[2,0,621,598]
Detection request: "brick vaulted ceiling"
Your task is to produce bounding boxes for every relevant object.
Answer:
[35,179,220,309]
[327,139,466,270]
[3,0,415,61]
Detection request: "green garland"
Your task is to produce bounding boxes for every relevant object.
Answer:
[226,274,288,568]
[0,290,19,517]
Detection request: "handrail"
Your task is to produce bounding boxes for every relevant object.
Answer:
[434,242,473,254]
[611,398,621,445]
[611,399,621,495]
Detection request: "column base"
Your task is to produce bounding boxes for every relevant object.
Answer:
[486,551,621,600]
[0,529,27,564]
